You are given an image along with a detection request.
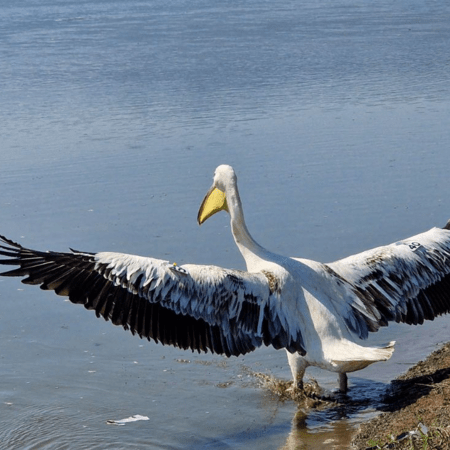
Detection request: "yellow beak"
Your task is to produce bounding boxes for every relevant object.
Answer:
[197,187,229,225]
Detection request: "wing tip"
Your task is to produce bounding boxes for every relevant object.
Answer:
[0,235,23,250]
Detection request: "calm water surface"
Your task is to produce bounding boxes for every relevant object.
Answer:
[1,1,450,448]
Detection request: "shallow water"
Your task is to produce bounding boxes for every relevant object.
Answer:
[1,0,450,448]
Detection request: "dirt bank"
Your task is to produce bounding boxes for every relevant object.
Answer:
[351,342,450,449]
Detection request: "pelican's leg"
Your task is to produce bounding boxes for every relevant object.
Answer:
[286,351,308,391]
[338,373,348,393]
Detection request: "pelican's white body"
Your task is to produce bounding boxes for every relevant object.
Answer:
[241,250,394,386]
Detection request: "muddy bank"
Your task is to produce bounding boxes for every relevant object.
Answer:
[351,342,450,449]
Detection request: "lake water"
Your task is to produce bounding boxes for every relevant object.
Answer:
[1,0,450,448]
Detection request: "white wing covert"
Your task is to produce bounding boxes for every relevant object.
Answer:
[327,226,450,337]
[0,236,305,357]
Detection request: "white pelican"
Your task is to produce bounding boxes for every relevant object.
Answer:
[1,164,450,394]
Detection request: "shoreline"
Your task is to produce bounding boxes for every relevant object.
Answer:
[351,342,450,449]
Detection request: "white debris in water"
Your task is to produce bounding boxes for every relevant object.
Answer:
[106,415,149,426]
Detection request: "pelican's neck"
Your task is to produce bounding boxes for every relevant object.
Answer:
[225,182,267,266]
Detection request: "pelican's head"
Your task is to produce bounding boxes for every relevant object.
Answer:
[197,165,236,225]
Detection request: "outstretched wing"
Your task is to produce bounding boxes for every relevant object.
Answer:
[327,225,450,335]
[0,236,305,357]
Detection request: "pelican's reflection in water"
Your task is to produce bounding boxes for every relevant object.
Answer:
[279,377,388,449]
[282,410,352,449]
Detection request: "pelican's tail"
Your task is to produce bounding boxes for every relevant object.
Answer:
[331,340,396,373]
[375,340,396,360]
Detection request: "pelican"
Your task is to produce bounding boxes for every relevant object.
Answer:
[1,164,450,394]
